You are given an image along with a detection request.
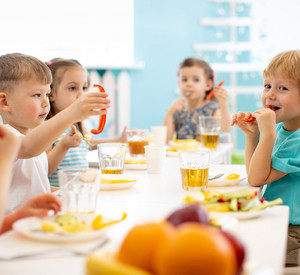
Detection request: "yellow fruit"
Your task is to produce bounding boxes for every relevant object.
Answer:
[92,213,127,230]
[40,220,60,232]
[153,223,237,275]
[225,174,240,180]
[100,178,136,184]
[202,190,222,200]
[86,252,152,275]
[62,220,92,233]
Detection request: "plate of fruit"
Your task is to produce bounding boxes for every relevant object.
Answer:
[86,204,245,275]
[208,173,248,187]
[184,189,283,220]
[13,213,127,243]
[124,157,147,170]
[100,175,138,190]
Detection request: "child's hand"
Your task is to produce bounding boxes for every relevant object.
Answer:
[14,193,61,219]
[0,125,21,164]
[253,108,276,136]
[168,98,187,114]
[213,87,228,105]
[231,111,259,136]
[67,92,111,122]
[61,125,83,148]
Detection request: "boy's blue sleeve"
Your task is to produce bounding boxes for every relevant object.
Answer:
[272,137,300,174]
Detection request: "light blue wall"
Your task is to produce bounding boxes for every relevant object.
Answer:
[131,0,213,128]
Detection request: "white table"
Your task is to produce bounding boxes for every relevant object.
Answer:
[87,142,233,167]
[0,159,289,275]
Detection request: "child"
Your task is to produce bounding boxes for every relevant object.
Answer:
[0,125,61,234]
[0,53,110,213]
[231,50,300,266]
[46,58,126,187]
[163,57,231,141]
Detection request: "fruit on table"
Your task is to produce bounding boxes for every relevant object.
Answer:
[92,212,127,230]
[225,173,240,180]
[86,252,152,275]
[153,223,237,275]
[55,214,78,226]
[165,204,209,226]
[117,222,176,273]
[220,231,246,274]
[100,178,137,184]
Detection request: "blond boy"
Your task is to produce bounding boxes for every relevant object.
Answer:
[0,53,109,213]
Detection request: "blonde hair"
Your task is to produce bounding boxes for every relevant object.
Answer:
[263,50,300,88]
[0,53,52,92]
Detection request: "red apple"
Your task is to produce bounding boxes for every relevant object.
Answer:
[220,231,246,274]
[166,204,209,226]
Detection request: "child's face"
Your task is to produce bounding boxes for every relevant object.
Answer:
[50,67,89,114]
[4,78,51,134]
[262,72,300,129]
[178,66,212,100]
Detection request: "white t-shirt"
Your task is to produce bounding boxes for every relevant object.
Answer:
[5,125,50,214]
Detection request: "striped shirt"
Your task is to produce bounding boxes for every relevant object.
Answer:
[49,129,89,187]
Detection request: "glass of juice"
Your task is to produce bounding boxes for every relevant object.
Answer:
[97,143,126,174]
[58,169,100,214]
[199,116,221,149]
[179,149,210,191]
[126,128,149,157]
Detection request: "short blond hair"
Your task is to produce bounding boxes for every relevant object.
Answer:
[0,53,52,92]
[263,50,300,88]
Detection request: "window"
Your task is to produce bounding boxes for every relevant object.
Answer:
[0,0,134,68]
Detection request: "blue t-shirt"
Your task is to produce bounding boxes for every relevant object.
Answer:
[173,101,219,139]
[49,129,89,187]
[263,123,300,224]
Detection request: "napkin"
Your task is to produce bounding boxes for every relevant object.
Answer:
[0,230,108,260]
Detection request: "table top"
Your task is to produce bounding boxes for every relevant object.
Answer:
[0,158,289,275]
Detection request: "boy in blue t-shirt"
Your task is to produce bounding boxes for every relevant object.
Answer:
[231,50,300,266]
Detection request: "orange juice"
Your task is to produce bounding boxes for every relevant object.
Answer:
[201,134,219,149]
[180,167,208,191]
[101,168,123,174]
[128,140,149,155]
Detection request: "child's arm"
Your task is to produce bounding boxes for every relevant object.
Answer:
[18,92,110,159]
[213,87,231,132]
[247,108,287,186]
[0,125,21,229]
[47,125,83,175]
[1,193,61,234]
[163,99,186,141]
[87,126,127,150]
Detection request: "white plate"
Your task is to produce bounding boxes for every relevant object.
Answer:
[208,174,247,187]
[124,163,147,170]
[211,208,269,220]
[166,150,179,157]
[100,175,138,190]
[13,215,111,243]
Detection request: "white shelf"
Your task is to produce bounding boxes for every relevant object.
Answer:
[193,42,265,52]
[211,62,267,72]
[201,17,253,26]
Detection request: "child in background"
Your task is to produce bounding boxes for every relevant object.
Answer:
[231,50,300,266]
[163,57,231,141]
[0,53,110,213]
[46,58,126,187]
[0,125,61,234]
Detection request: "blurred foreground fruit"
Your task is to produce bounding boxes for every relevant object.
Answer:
[117,222,176,273]
[220,231,246,274]
[86,252,151,275]
[166,204,209,226]
[153,223,237,275]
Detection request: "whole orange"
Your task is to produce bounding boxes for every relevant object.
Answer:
[153,223,237,275]
[117,221,175,273]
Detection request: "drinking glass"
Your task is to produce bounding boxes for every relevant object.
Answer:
[126,128,149,157]
[199,116,221,149]
[97,143,126,174]
[179,149,210,191]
